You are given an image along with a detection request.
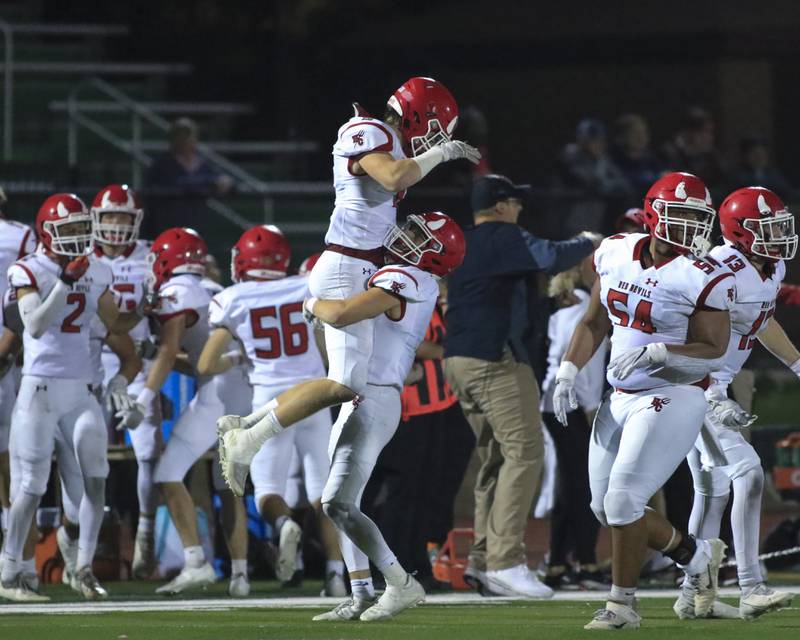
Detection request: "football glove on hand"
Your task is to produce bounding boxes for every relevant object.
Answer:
[708,397,757,430]
[553,361,579,426]
[302,297,324,330]
[608,342,668,381]
[104,374,144,430]
[59,256,90,285]
[115,401,145,430]
[438,140,482,165]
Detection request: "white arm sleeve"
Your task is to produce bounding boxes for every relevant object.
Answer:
[18,279,69,339]
[656,350,726,383]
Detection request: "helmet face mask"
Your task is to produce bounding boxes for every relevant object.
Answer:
[91,184,143,247]
[653,201,716,258]
[383,212,465,278]
[383,215,443,267]
[743,213,798,260]
[44,217,93,257]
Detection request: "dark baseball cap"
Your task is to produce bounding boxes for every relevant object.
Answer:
[471,174,531,211]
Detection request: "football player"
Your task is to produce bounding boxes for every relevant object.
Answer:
[554,173,733,629]
[197,227,345,596]
[218,78,479,490]
[89,184,162,578]
[0,193,140,601]
[141,228,251,597]
[676,187,797,620]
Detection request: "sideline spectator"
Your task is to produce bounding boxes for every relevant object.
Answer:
[610,114,663,199]
[662,107,726,196]
[730,136,795,197]
[539,255,608,590]
[443,174,598,598]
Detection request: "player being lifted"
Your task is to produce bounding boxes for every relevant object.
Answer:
[217,77,479,491]
[197,226,345,596]
[0,194,140,601]
[554,173,733,630]
[676,186,797,620]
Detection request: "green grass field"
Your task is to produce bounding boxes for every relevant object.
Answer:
[0,580,798,640]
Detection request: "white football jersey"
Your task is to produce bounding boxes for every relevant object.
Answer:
[8,249,113,380]
[93,241,151,342]
[209,276,325,388]
[594,233,735,391]
[326,116,407,250]
[366,264,439,389]
[152,274,212,386]
[0,218,36,302]
[709,243,785,388]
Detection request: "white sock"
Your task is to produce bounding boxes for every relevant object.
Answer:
[351,577,375,600]
[248,410,284,447]
[326,559,344,576]
[732,468,765,588]
[1,508,8,534]
[76,478,106,571]
[609,584,637,606]
[21,557,35,575]
[183,545,205,569]
[244,399,279,428]
[682,538,711,575]
[382,561,408,588]
[137,514,155,537]
[688,491,729,540]
[295,551,304,571]
[231,558,247,577]
[2,492,39,580]
[137,460,159,516]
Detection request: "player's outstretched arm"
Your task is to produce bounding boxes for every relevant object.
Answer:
[105,331,142,383]
[757,317,800,375]
[136,314,186,408]
[562,279,611,370]
[197,327,240,376]
[306,287,402,328]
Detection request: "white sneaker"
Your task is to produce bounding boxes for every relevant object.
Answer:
[0,574,50,602]
[739,583,794,619]
[486,564,554,599]
[690,539,726,618]
[313,596,377,621]
[321,571,348,597]
[228,573,250,597]
[56,526,78,587]
[674,584,739,620]
[463,564,488,595]
[76,566,108,600]
[155,562,216,595]
[218,428,260,497]
[584,601,641,630]
[360,576,425,621]
[132,531,157,580]
[276,521,302,583]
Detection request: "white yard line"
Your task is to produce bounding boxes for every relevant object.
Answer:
[0,587,777,615]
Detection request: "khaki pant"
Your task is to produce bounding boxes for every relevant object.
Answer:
[443,350,544,571]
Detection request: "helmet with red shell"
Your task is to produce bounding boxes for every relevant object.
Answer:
[298,252,322,276]
[387,77,459,157]
[91,184,143,246]
[719,186,797,261]
[147,227,207,291]
[615,207,646,233]
[231,225,291,283]
[36,193,93,257]
[383,212,465,277]
[642,172,716,257]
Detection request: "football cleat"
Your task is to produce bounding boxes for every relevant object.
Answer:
[321,571,348,597]
[132,530,157,580]
[228,573,250,598]
[218,428,259,497]
[0,574,50,602]
[674,583,739,620]
[313,596,378,621]
[56,526,78,588]
[76,566,108,600]
[739,584,794,620]
[463,563,490,596]
[155,562,216,595]
[360,575,425,621]
[690,539,726,618]
[276,521,302,583]
[584,600,641,630]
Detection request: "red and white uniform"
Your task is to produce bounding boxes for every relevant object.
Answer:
[210,276,328,504]
[0,218,36,302]
[587,233,735,527]
[152,275,251,486]
[7,250,113,496]
[691,244,785,488]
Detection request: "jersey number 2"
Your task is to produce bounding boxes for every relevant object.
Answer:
[250,303,309,359]
[60,293,86,333]
[607,289,656,334]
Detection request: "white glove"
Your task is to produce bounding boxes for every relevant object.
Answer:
[708,398,757,430]
[115,402,145,430]
[302,297,324,329]
[553,361,579,426]
[438,140,481,164]
[608,342,668,381]
[104,374,130,413]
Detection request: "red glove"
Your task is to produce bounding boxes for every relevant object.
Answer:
[60,256,90,285]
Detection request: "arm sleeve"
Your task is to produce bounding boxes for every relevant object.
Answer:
[334,121,394,157]
[520,229,595,275]
[18,280,69,339]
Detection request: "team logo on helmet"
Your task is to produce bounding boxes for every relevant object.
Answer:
[675,181,687,200]
[757,194,772,217]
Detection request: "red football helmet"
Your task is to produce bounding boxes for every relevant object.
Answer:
[298,252,322,276]
[91,184,143,246]
[387,77,459,157]
[147,227,207,291]
[642,172,716,257]
[615,207,646,232]
[384,212,465,277]
[719,187,797,260]
[36,193,92,257]
[231,225,291,283]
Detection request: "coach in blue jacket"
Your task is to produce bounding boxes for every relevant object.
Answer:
[444,174,598,598]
